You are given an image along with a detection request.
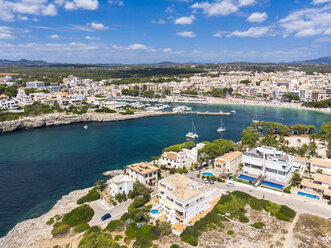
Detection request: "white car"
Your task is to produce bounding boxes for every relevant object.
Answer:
[203,178,209,183]
[226,182,235,187]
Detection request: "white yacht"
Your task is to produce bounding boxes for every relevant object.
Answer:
[186,118,198,139]
[217,119,226,132]
[231,110,236,114]
[84,125,88,130]
[173,105,192,113]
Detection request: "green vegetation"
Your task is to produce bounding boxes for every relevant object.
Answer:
[227,230,234,235]
[78,226,119,248]
[114,234,123,241]
[95,107,116,113]
[180,191,296,246]
[250,222,265,229]
[62,204,94,227]
[282,93,300,102]
[0,85,18,97]
[162,141,195,153]
[170,245,182,248]
[141,90,155,98]
[105,220,125,232]
[115,193,127,203]
[51,223,70,237]
[180,90,198,95]
[74,223,90,233]
[77,187,100,204]
[205,87,233,97]
[198,139,234,162]
[302,98,331,108]
[240,79,251,85]
[121,89,139,96]
[46,217,55,225]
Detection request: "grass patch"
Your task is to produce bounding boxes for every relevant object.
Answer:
[62,204,94,227]
[105,220,125,232]
[51,223,70,237]
[250,222,265,229]
[77,187,100,204]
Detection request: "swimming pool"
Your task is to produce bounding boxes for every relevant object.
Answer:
[238,174,257,182]
[298,191,320,200]
[150,209,159,214]
[261,180,284,190]
[202,172,213,177]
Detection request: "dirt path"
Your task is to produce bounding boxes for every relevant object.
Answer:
[281,213,300,248]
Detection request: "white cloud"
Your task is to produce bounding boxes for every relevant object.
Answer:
[41,4,57,16]
[18,15,29,21]
[174,15,195,24]
[163,48,172,52]
[247,12,267,23]
[85,35,100,40]
[192,0,238,16]
[279,4,331,38]
[66,0,99,10]
[0,26,14,39]
[227,26,270,38]
[64,1,77,10]
[88,22,108,30]
[152,19,166,24]
[177,31,196,37]
[50,34,60,39]
[213,32,222,37]
[238,0,256,7]
[165,6,175,14]
[311,0,330,5]
[108,0,124,6]
[127,44,149,50]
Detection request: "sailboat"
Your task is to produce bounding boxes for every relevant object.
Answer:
[186,118,199,139]
[217,119,226,132]
[252,112,260,123]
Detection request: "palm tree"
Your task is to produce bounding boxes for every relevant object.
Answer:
[95,179,106,191]
[285,140,289,148]
[297,138,301,148]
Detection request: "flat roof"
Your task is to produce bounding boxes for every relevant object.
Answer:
[311,158,331,168]
[162,151,178,161]
[127,162,158,175]
[216,151,242,163]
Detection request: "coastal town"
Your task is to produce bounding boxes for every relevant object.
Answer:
[1,119,330,248]
[0,69,331,121]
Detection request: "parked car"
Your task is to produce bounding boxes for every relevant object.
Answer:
[209,179,215,184]
[150,188,154,192]
[203,178,209,183]
[226,182,235,187]
[101,213,111,221]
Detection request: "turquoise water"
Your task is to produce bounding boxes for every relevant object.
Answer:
[0,103,330,237]
[202,172,213,177]
[238,174,257,182]
[298,191,320,200]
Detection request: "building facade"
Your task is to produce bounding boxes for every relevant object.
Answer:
[126,162,158,186]
[214,151,242,174]
[108,174,134,197]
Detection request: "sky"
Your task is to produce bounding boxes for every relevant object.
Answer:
[0,0,330,64]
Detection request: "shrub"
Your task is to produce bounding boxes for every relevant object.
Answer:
[74,223,90,233]
[227,230,234,235]
[181,234,198,246]
[78,231,116,248]
[114,234,123,241]
[249,198,268,211]
[279,205,296,219]
[124,237,132,245]
[62,204,94,227]
[239,215,249,223]
[77,187,100,204]
[275,212,290,222]
[105,220,125,232]
[328,201,331,205]
[250,222,265,229]
[47,217,54,225]
[51,223,71,237]
[283,186,291,194]
[170,245,182,248]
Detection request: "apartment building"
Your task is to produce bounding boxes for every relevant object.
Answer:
[157,174,220,225]
[310,158,331,176]
[214,151,242,174]
[159,143,205,169]
[126,162,158,186]
[242,146,294,184]
[108,174,134,197]
[26,81,45,89]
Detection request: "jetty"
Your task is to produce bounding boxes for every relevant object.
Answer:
[165,111,231,116]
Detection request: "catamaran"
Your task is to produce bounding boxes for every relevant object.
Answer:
[186,118,198,139]
[217,119,226,132]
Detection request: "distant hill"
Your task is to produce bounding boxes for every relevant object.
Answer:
[0,59,50,66]
[295,56,331,64]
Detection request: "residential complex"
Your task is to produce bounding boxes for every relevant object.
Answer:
[156,174,221,226]
[108,174,134,197]
[159,143,205,169]
[242,146,294,185]
[214,151,242,174]
[126,162,158,186]
[309,158,331,176]
[300,174,331,200]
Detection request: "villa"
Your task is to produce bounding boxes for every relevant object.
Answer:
[158,143,205,169]
[126,162,158,186]
[214,151,242,174]
[241,146,294,187]
[299,174,331,200]
[155,174,221,229]
[310,158,331,176]
[108,174,133,197]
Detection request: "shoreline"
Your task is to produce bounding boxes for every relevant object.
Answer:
[0,187,91,248]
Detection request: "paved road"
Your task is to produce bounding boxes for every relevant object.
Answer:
[89,199,133,228]
[187,171,331,219]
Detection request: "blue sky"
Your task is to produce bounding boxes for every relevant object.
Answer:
[0,0,330,63]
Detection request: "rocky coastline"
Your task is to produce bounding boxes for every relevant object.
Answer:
[0,111,166,134]
[0,188,90,248]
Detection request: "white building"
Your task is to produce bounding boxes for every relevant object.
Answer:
[214,151,242,174]
[108,174,133,197]
[310,158,331,176]
[26,81,45,89]
[242,146,294,184]
[126,162,158,186]
[159,143,205,169]
[157,174,220,226]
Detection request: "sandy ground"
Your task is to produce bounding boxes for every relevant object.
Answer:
[285,135,327,158]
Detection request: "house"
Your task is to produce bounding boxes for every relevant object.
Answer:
[157,174,221,226]
[310,158,331,176]
[108,174,133,197]
[26,81,45,89]
[214,151,242,174]
[300,174,331,200]
[158,143,205,169]
[126,162,158,186]
[242,146,294,185]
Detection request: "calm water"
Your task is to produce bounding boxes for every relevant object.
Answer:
[0,103,330,237]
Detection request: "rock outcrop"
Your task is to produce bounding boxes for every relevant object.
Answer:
[0,111,167,133]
